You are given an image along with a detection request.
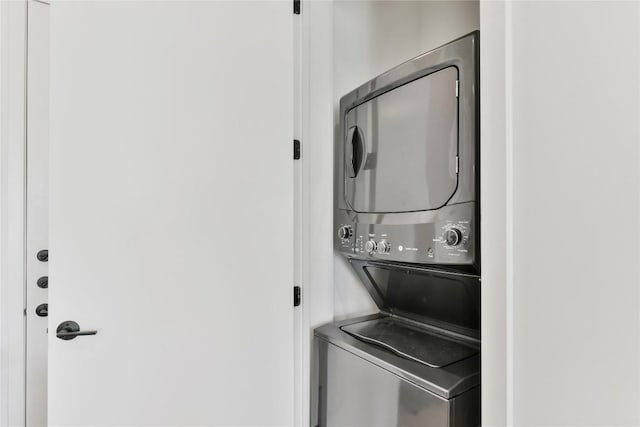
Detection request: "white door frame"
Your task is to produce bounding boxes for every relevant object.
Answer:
[295,1,336,426]
[24,1,49,425]
[0,1,27,426]
[479,0,512,424]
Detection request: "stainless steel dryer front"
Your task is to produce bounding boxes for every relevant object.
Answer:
[335,31,480,273]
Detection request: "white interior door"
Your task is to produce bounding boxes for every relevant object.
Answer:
[48,2,293,426]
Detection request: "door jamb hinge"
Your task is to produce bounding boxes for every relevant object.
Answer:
[293,139,301,160]
[294,286,301,307]
[293,0,300,15]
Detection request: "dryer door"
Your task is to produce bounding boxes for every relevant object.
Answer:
[344,66,459,213]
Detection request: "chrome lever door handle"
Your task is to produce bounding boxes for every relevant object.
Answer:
[57,330,97,339]
[56,320,98,341]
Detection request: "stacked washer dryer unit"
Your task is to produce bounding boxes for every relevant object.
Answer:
[313,32,480,427]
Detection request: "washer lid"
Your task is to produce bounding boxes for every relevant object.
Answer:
[314,314,481,399]
[348,260,481,338]
[341,317,478,369]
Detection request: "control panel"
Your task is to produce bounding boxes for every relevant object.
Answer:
[336,203,476,265]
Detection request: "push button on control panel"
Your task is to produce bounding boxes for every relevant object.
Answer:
[376,240,391,255]
[365,240,378,254]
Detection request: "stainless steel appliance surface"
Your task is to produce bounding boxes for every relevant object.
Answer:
[312,261,481,427]
[312,315,480,427]
[335,31,479,272]
[315,32,481,427]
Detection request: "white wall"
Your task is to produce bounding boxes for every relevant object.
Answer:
[329,3,640,425]
[333,0,422,320]
[509,2,640,425]
[332,0,480,319]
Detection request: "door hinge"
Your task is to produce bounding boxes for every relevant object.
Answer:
[455,80,459,98]
[294,286,301,307]
[293,139,301,160]
[293,0,300,15]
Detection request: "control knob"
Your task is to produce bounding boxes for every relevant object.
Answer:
[377,240,391,255]
[338,226,352,240]
[443,228,463,247]
[364,240,378,254]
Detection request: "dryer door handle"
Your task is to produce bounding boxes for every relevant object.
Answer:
[346,126,365,178]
